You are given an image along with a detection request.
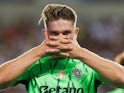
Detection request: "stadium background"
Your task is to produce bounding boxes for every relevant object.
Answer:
[0,0,124,93]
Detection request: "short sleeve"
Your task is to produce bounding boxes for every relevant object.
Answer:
[16,69,29,85]
[93,70,105,85]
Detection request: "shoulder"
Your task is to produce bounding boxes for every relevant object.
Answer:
[69,58,96,73]
[28,56,51,69]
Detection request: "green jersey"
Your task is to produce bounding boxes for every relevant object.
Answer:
[17,56,101,93]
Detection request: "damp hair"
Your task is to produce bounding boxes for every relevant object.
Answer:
[38,4,77,28]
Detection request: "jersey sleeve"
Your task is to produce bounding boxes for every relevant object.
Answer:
[16,68,30,85]
[93,70,105,85]
[15,57,48,85]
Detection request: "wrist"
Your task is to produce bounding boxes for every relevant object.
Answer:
[33,45,45,58]
[77,48,86,60]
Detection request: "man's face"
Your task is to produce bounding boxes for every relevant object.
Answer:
[46,19,78,41]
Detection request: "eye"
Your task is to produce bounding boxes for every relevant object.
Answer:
[63,31,71,35]
[49,31,58,36]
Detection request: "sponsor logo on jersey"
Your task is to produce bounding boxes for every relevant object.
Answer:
[72,68,82,78]
[40,86,83,93]
[58,70,65,79]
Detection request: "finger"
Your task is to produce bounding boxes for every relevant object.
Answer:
[49,36,59,41]
[45,49,60,54]
[46,41,59,47]
[60,39,72,44]
[42,29,49,40]
[59,52,70,57]
[58,46,73,51]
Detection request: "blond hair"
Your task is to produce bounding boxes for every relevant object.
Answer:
[38,4,77,28]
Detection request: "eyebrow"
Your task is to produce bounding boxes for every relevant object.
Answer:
[48,30,72,32]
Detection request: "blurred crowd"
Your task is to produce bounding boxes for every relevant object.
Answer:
[0,17,43,65]
[0,11,124,93]
[79,15,124,59]
[0,0,35,4]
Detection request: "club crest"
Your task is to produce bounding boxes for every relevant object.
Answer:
[72,68,82,78]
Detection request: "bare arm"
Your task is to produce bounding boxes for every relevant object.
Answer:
[58,40,124,88]
[78,48,124,88]
[0,31,60,89]
[0,45,43,89]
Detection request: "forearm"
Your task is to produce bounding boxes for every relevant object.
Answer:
[78,48,124,87]
[0,45,43,88]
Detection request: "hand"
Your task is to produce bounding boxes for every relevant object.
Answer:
[58,38,82,58]
[38,30,61,57]
[38,30,82,59]
[44,36,73,58]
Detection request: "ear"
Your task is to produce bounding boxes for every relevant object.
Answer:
[42,29,48,40]
[75,27,79,34]
[74,27,79,40]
